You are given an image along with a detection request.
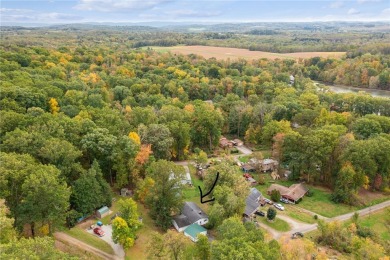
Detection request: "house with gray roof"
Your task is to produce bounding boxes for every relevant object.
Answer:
[244,188,263,217]
[172,202,209,232]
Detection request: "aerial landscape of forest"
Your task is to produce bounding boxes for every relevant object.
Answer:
[1,0,390,259]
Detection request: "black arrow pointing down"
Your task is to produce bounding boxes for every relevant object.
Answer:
[198,172,219,204]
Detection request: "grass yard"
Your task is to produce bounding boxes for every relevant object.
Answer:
[126,202,161,260]
[283,205,317,224]
[344,208,390,241]
[64,227,114,255]
[297,186,359,218]
[238,155,251,163]
[260,217,291,232]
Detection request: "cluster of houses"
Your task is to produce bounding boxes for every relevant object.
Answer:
[240,158,279,173]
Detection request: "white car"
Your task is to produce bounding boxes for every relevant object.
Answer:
[274,203,285,211]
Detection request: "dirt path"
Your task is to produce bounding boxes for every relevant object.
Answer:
[54,232,120,260]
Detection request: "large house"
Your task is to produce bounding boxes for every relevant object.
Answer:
[267,183,308,203]
[244,188,263,217]
[172,202,209,232]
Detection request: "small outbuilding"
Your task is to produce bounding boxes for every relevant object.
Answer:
[120,188,132,197]
[184,223,207,242]
[242,164,255,173]
[96,206,110,219]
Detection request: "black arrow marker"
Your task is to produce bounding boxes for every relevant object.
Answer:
[198,172,219,204]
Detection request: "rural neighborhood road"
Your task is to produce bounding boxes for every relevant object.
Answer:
[54,232,119,260]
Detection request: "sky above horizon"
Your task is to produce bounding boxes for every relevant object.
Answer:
[1,0,390,25]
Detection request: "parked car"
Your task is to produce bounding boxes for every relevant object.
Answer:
[243,173,252,179]
[264,198,273,205]
[280,198,290,204]
[93,227,105,237]
[255,211,265,217]
[274,203,285,211]
[291,232,304,239]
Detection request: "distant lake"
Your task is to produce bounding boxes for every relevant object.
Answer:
[314,81,390,99]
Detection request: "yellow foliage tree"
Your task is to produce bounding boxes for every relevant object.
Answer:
[128,132,141,145]
[49,98,60,115]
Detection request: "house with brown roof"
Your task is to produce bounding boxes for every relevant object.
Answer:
[219,137,233,148]
[267,183,308,203]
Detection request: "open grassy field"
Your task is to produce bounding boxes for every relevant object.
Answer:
[345,208,390,241]
[148,45,346,60]
[64,227,114,255]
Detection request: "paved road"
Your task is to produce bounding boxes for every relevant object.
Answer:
[54,232,119,260]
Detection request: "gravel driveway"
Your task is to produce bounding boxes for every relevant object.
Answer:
[87,224,125,259]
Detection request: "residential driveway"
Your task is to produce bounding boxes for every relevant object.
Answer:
[236,145,253,155]
[87,225,125,259]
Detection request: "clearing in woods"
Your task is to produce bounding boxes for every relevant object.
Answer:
[149,45,346,60]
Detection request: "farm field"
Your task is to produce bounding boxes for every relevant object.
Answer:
[148,45,346,60]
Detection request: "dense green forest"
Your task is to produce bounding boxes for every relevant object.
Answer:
[0,27,389,259]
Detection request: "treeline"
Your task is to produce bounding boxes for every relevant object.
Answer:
[3,26,390,54]
[304,54,390,90]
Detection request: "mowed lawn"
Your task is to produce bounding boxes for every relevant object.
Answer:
[296,186,359,218]
[260,217,291,232]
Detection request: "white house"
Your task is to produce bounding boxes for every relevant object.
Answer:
[172,202,209,232]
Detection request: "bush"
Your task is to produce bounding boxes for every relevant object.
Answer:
[270,189,281,202]
[306,190,314,197]
[314,215,318,220]
[267,208,277,221]
[258,175,266,185]
[230,148,239,154]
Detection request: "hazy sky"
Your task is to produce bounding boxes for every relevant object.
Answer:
[1,0,390,25]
